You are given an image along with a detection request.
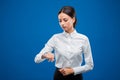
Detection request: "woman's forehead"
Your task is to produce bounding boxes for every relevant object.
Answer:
[58,13,71,19]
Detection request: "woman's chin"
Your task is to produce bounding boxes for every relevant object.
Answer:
[64,30,68,32]
[62,28,68,31]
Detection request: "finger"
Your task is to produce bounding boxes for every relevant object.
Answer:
[51,57,54,61]
[48,58,54,62]
[59,68,63,72]
[47,57,52,62]
[49,57,53,61]
[51,58,54,62]
[50,56,54,61]
[59,69,65,74]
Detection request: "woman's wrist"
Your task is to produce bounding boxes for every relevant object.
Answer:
[70,68,74,74]
[41,54,46,59]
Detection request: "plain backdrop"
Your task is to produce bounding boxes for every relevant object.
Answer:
[0,0,120,80]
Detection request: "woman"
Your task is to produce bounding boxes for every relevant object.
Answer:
[34,6,94,80]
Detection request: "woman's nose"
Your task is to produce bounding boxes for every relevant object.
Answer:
[60,21,65,26]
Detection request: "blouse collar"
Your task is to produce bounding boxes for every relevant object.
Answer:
[63,29,77,38]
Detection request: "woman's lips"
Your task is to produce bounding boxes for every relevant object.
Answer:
[62,26,67,29]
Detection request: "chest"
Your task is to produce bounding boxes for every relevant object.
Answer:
[54,37,84,55]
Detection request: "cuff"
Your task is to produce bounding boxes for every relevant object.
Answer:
[34,53,46,63]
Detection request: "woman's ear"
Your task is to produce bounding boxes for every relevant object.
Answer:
[72,17,75,23]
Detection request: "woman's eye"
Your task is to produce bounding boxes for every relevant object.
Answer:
[63,18,68,22]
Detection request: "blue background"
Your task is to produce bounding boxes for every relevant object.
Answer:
[0,0,120,80]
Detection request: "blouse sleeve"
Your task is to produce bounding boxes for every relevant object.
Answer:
[34,35,55,63]
[73,37,94,75]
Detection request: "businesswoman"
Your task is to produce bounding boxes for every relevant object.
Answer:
[34,6,94,80]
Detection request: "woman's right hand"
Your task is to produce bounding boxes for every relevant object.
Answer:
[42,52,54,62]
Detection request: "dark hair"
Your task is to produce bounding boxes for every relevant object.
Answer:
[58,6,77,28]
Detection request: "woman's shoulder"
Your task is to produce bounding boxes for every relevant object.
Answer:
[76,32,89,40]
[51,32,63,38]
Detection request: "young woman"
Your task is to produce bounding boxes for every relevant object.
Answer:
[34,6,94,80]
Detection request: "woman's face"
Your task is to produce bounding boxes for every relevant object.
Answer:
[58,12,75,33]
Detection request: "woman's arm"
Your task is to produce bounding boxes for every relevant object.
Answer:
[73,37,94,75]
[34,35,55,63]
[41,52,54,62]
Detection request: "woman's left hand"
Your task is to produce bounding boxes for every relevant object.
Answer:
[59,67,74,76]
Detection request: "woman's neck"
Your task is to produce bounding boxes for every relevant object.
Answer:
[65,28,74,34]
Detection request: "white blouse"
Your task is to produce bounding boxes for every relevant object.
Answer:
[34,30,94,75]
